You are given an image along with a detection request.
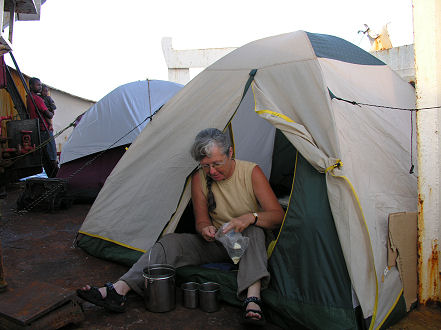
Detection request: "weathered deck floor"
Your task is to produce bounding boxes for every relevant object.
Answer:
[387,304,441,330]
[1,182,440,329]
[0,182,281,329]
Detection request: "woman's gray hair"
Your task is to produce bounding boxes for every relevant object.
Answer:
[190,128,231,161]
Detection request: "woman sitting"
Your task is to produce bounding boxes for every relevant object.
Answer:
[77,128,284,325]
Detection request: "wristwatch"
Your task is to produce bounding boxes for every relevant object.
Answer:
[252,212,258,225]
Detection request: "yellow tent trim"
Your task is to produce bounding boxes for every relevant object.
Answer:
[376,289,404,329]
[325,160,343,173]
[251,82,295,124]
[267,151,299,258]
[256,110,295,123]
[226,123,236,158]
[78,231,147,253]
[329,172,379,329]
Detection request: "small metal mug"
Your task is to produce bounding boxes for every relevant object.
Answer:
[181,282,199,309]
[199,282,220,312]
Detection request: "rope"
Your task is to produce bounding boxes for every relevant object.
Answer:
[5,121,76,165]
[409,111,415,174]
[331,93,441,112]
[16,110,158,214]
[330,92,439,174]
[147,79,152,119]
[325,160,343,173]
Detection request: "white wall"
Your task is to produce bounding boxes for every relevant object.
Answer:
[413,0,441,303]
[371,45,415,84]
[49,88,94,153]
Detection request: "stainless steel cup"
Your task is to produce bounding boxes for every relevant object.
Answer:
[181,282,199,309]
[199,282,220,312]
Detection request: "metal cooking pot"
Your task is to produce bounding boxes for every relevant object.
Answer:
[142,264,176,312]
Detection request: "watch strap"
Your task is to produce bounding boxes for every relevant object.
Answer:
[252,212,258,225]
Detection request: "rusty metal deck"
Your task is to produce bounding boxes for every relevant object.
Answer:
[0,281,83,329]
[1,182,440,329]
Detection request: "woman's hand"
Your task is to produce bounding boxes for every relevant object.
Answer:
[201,225,217,242]
[223,214,253,234]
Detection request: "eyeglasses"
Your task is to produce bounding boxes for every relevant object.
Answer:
[199,158,228,170]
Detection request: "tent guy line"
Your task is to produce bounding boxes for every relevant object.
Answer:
[331,92,441,111]
[57,80,184,201]
[3,119,77,165]
[6,99,160,167]
[15,110,159,214]
[59,113,155,182]
[332,91,432,175]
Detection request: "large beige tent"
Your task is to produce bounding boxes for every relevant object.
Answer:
[77,31,416,329]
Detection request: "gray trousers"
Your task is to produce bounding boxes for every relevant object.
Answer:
[120,225,270,300]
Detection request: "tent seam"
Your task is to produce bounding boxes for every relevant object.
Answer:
[329,172,379,329]
[205,58,317,73]
[267,150,298,258]
[375,289,404,329]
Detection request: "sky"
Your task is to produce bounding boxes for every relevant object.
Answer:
[4,0,414,101]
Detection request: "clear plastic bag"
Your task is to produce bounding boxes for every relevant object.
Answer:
[215,222,249,264]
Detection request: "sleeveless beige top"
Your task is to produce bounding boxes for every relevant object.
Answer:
[199,159,261,229]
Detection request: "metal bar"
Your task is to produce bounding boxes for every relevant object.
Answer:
[0,1,4,33]
[9,51,50,132]
[7,0,14,43]
[4,64,28,119]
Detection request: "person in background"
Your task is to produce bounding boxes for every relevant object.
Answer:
[26,77,58,177]
[40,84,56,130]
[77,128,285,326]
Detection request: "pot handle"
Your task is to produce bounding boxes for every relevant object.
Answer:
[147,242,168,272]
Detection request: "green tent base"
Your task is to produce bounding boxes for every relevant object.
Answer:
[77,234,143,267]
[77,235,407,330]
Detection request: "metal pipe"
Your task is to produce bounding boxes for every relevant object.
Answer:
[7,0,14,43]
[9,52,50,132]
